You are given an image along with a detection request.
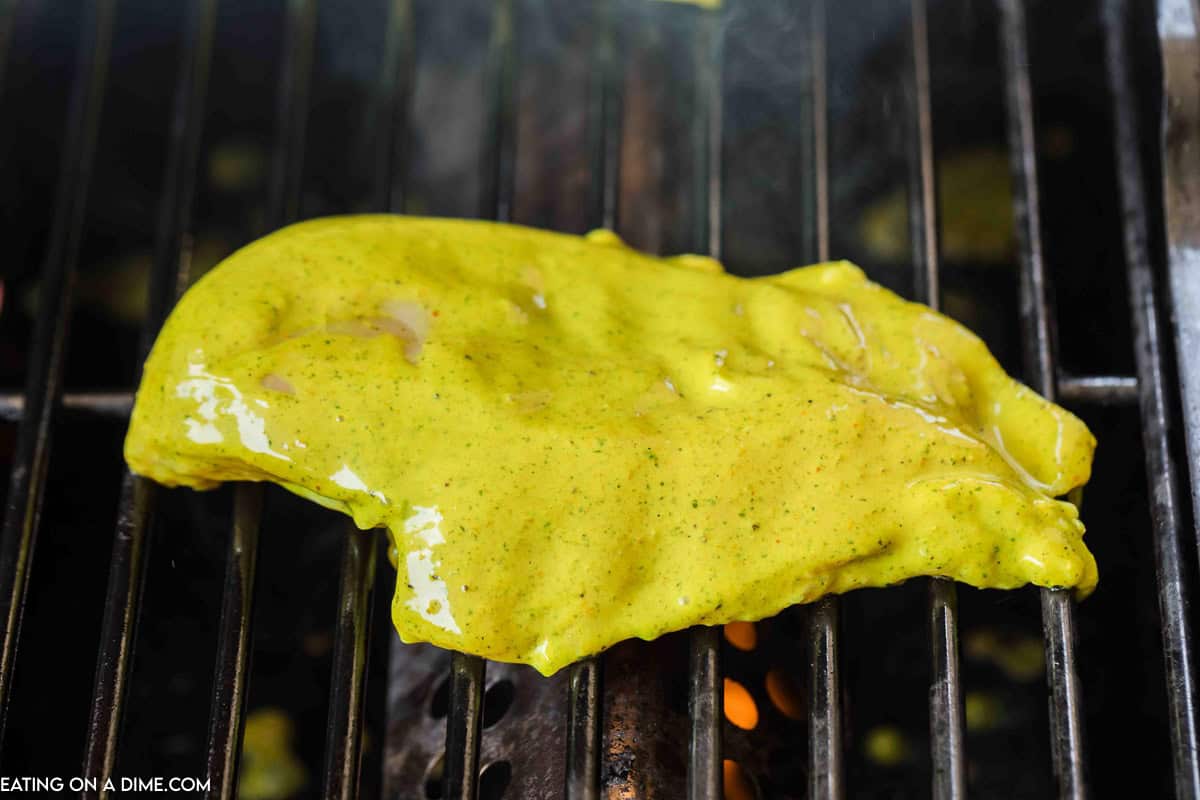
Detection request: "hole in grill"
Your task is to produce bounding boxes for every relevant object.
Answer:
[764,667,805,721]
[724,620,757,651]
[430,672,450,720]
[478,759,513,799]
[423,752,445,799]
[482,677,515,728]
[722,758,761,800]
[723,677,758,730]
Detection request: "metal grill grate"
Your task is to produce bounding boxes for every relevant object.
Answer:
[0,0,1197,798]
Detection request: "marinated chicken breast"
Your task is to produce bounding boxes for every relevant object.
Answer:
[125,215,1096,675]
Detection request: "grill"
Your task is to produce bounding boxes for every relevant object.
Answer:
[0,0,1197,798]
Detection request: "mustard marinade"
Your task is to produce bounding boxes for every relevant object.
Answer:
[125,215,1097,675]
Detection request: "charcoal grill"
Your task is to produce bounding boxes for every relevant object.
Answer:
[0,0,1198,797]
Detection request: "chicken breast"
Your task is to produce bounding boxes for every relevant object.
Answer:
[125,215,1096,675]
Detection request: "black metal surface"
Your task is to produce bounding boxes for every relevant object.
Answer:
[1108,0,1200,794]
[998,0,1088,795]
[0,0,115,751]
[81,2,217,793]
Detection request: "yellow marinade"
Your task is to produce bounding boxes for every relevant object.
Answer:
[125,215,1097,675]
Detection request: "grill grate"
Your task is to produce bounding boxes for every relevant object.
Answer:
[1118,0,1200,792]
[0,0,117,749]
[0,0,1198,798]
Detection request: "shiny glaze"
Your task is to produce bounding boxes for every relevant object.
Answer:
[125,216,1096,675]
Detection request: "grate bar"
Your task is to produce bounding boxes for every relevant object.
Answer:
[204,484,262,799]
[566,657,601,800]
[267,0,317,232]
[906,1,968,796]
[689,627,722,800]
[0,392,134,421]
[808,597,843,799]
[927,580,965,798]
[565,2,623,797]
[83,1,218,792]
[1057,374,1138,405]
[323,528,379,800]
[445,653,485,799]
[204,2,317,796]
[480,0,516,224]
[1112,0,1200,794]
[806,1,844,797]
[997,0,1088,795]
[0,0,115,752]
[587,0,621,234]
[0,371,1136,424]
[444,2,518,797]
[1158,0,1200,565]
[371,0,414,217]
[319,1,417,796]
[687,8,725,800]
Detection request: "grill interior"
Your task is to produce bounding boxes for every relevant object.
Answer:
[1,0,1198,798]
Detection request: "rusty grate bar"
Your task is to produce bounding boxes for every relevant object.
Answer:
[203,1,317,797]
[82,0,218,793]
[906,0,967,796]
[997,0,1088,795]
[0,0,115,752]
[1113,0,1200,794]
